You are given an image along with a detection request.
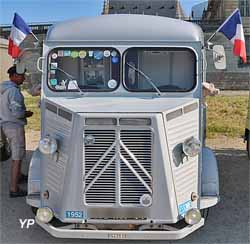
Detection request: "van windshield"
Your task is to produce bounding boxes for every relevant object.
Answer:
[47,48,120,91]
[124,48,196,92]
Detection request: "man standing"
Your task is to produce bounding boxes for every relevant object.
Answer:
[0,65,33,197]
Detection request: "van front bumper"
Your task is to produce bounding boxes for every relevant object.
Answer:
[36,218,204,240]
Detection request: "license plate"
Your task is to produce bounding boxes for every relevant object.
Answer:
[65,211,86,219]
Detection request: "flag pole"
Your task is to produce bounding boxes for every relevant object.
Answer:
[31,31,40,42]
[207,8,239,43]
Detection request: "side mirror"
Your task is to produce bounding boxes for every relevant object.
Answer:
[213,45,226,70]
[16,61,26,74]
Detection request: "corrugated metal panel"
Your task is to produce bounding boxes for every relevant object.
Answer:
[120,130,152,205]
[84,130,116,205]
[46,153,67,194]
[44,110,72,194]
[166,109,199,205]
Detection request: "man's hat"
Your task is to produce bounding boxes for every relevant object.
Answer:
[7,65,26,75]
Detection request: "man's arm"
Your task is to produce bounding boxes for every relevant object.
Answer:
[8,88,32,119]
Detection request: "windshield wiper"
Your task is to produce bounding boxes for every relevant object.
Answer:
[50,64,84,95]
[126,62,162,96]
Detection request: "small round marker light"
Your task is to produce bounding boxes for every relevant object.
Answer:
[36,207,54,223]
[184,208,202,225]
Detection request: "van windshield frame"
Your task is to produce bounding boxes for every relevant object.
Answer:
[123,47,197,93]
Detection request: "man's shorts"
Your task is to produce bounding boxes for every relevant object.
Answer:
[2,126,26,160]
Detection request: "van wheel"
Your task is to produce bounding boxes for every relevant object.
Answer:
[31,206,38,215]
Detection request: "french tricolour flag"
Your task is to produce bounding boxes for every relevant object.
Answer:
[8,13,32,58]
[217,9,247,63]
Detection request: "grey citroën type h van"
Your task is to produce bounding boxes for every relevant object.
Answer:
[26,14,220,240]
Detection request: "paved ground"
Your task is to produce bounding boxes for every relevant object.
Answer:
[220,91,249,96]
[0,135,249,244]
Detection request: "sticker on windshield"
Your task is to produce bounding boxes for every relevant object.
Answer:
[50,79,58,86]
[104,50,111,57]
[55,84,66,90]
[88,51,93,57]
[111,50,117,57]
[52,53,58,59]
[58,50,64,57]
[68,80,78,90]
[108,79,117,89]
[79,50,87,58]
[64,50,71,56]
[112,56,119,64]
[94,51,103,60]
[51,63,58,69]
[71,51,79,58]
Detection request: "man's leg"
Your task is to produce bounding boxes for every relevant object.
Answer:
[10,160,22,192]
[3,126,26,195]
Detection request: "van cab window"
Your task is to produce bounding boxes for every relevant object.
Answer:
[124,48,196,92]
[47,48,120,91]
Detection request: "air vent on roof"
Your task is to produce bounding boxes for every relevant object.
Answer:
[58,109,72,121]
[183,103,198,114]
[166,109,183,121]
[85,118,117,125]
[45,102,57,114]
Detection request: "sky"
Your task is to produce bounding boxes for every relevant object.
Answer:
[0,0,207,25]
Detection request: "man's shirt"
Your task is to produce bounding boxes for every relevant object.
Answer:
[0,80,27,128]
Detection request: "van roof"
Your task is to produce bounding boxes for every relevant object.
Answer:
[46,14,204,44]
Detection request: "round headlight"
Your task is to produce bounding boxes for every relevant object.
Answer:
[39,136,58,155]
[182,136,201,157]
[184,208,202,225]
[36,207,54,223]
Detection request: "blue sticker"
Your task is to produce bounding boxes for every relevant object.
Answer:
[178,200,192,217]
[50,79,58,86]
[94,51,103,60]
[66,211,86,219]
[64,50,71,56]
[111,50,117,57]
[112,56,119,64]
[88,51,93,57]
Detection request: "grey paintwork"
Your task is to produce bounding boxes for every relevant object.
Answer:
[27,14,219,240]
[46,97,198,113]
[46,14,204,44]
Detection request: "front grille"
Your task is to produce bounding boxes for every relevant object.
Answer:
[84,129,152,206]
[120,130,152,205]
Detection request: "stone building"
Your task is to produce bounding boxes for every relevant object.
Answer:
[0,38,13,81]
[103,0,250,90]
[0,24,48,87]
[0,0,249,89]
[102,0,185,18]
[203,0,250,89]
